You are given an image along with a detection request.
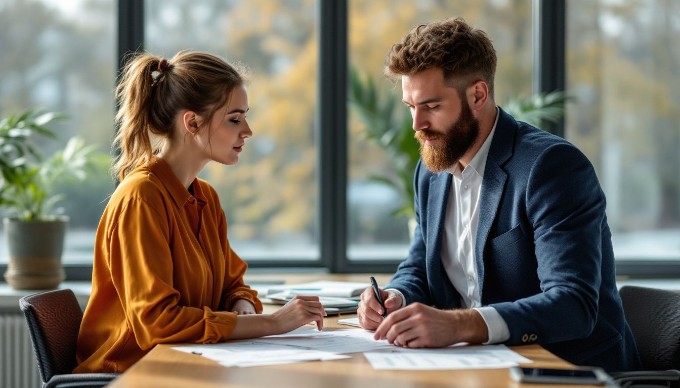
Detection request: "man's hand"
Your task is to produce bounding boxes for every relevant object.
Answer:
[357,287,403,330]
[372,303,489,348]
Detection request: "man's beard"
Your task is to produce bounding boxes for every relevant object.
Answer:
[416,101,480,173]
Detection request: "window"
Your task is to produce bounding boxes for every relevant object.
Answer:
[1,0,679,278]
[0,0,115,265]
[347,0,533,262]
[145,0,320,263]
[566,0,680,263]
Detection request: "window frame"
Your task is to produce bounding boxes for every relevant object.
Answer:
[2,0,677,281]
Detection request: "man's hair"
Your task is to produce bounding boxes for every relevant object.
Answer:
[385,17,497,97]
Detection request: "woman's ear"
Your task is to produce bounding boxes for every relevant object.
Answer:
[467,80,489,111]
[182,111,200,135]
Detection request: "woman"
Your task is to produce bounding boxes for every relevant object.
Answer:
[75,50,325,373]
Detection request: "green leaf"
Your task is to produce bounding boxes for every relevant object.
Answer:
[504,90,572,128]
[0,109,103,220]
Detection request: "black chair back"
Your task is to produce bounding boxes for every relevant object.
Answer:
[620,285,680,370]
[612,285,680,388]
[20,289,83,382]
[19,289,117,388]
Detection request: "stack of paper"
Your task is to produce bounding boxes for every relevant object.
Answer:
[266,280,369,298]
[173,327,533,370]
[263,280,370,314]
[267,293,359,314]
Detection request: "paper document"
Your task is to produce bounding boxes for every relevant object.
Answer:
[268,293,359,307]
[174,326,531,370]
[173,326,390,367]
[338,317,361,327]
[175,342,348,367]
[267,280,369,298]
[255,326,392,354]
[364,345,532,370]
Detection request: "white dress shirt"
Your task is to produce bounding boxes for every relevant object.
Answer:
[440,107,509,344]
[388,108,509,344]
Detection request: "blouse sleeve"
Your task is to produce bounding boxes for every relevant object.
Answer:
[106,195,238,350]
[216,207,263,312]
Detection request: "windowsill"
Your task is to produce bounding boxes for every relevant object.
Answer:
[0,281,92,313]
[616,278,680,290]
[1,277,678,314]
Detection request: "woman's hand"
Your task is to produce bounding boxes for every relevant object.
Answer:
[271,295,326,333]
[231,299,257,315]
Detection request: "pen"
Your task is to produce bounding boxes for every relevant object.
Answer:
[370,276,386,317]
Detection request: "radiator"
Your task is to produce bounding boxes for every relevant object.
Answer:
[0,314,41,388]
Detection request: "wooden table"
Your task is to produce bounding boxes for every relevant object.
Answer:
[106,273,604,388]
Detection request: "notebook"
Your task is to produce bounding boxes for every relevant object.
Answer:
[266,292,359,315]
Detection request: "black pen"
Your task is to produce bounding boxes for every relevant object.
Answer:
[370,276,386,317]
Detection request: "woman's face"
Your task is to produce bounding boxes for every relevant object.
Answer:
[198,84,252,166]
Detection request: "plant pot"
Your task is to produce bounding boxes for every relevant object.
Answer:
[3,217,67,290]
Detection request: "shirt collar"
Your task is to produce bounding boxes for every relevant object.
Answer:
[146,156,206,206]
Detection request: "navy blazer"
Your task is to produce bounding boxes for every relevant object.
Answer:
[388,108,641,372]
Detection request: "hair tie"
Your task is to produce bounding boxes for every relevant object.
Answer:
[151,58,169,83]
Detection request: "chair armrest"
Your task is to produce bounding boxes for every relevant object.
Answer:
[611,369,680,388]
[45,372,120,388]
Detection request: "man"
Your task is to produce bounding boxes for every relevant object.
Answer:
[357,17,641,372]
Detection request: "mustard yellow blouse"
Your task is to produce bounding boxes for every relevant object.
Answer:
[75,158,262,373]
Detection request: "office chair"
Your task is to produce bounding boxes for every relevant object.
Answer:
[19,289,118,388]
[610,285,680,388]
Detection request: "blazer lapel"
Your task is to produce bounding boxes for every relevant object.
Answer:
[476,108,514,299]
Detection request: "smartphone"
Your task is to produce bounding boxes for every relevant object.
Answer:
[509,366,610,385]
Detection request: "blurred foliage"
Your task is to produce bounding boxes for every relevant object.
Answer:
[0,109,108,221]
[1,0,678,251]
[349,67,417,219]
[504,91,571,129]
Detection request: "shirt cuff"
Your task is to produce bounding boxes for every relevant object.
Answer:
[384,288,406,307]
[474,306,510,344]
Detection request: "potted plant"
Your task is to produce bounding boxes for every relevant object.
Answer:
[349,67,419,221]
[349,67,570,237]
[0,109,101,289]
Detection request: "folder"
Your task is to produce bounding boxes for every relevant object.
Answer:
[262,280,369,315]
[266,292,359,315]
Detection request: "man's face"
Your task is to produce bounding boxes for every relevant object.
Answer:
[402,68,480,172]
